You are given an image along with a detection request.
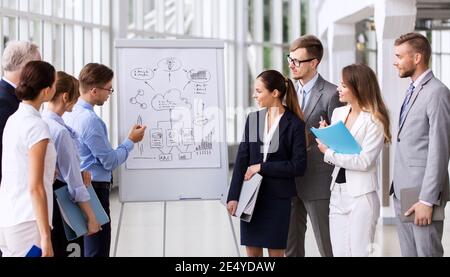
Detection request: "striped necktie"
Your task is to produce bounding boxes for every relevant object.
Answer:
[300,89,307,110]
[399,82,415,127]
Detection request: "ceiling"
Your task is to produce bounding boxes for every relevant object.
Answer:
[417,0,450,19]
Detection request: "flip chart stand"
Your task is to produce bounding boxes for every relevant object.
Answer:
[113,201,240,257]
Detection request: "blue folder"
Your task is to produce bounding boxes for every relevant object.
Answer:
[310,121,362,154]
[25,245,42,257]
[54,185,110,241]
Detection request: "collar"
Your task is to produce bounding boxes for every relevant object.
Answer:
[42,110,65,126]
[298,73,319,94]
[77,98,94,111]
[42,109,78,139]
[2,77,17,89]
[412,69,432,88]
[19,102,41,117]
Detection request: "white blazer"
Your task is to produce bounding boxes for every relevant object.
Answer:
[324,105,385,197]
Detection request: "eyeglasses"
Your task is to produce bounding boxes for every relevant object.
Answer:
[286,55,316,67]
[96,87,114,94]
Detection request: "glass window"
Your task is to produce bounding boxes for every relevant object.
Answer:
[74,25,84,75]
[30,0,41,13]
[432,53,440,78]
[54,0,63,17]
[74,0,83,21]
[84,28,93,65]
[53,24,63,70]
[29,20,41,48]
[264,47,272,69]
[92,28,101,63]
[101,31,110,65]
[42,21,53,63]
[442,30,450,53]
[2,17,17,46]
[4,0,18,9]
[102,0,110,26]
[84,0,93,23]
[441,55,450,88]
[129,0,135,26]
[18,0,28,11]
[93,0,101,24]
[64,24,74,73]
[282,0,289,43]
[43,0,52,15]
[65,0,74,19]
[18,18,29,41]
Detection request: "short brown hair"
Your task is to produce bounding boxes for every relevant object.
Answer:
[52,71,80,102]
[395,32,431,65]
[290,35,324,63]
[78,63,113,93]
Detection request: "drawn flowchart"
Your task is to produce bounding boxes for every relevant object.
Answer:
[123,49,221,169]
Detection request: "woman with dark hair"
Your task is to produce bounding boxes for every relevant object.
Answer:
[0,61,57,257]
[316,63,391,256]
[42,71,101,257]
[226,69,307,257]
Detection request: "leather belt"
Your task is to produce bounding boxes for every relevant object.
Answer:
[91,181,111,190]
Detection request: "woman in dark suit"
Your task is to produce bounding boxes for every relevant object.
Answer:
[227,70,307,257]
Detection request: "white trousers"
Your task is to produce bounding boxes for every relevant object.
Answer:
[0,221,40,257]
[329,183,380,257]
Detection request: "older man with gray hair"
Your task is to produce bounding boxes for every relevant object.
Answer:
[0,41,40,257]
[0,41,41,182]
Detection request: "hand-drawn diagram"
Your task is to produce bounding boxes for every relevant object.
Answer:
[158,57,182,83]
[123,49,220,169]
[130,89,148,109]
[183,68,211,95]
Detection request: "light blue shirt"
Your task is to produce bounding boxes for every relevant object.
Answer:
[297,73,319,109]
[42,110,90,203]
[63,98,134,182]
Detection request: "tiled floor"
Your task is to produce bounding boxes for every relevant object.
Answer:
[109,188,450,257]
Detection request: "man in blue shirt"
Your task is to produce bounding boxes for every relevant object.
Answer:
[64,63,146,257]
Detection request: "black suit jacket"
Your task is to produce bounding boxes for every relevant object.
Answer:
[227,108,307,202]
[0,79,20,183]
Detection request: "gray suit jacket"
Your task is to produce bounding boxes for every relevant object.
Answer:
[392,71,450,206]
[295,74,342,200]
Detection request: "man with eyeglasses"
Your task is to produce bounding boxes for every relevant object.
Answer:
[286,35,342,257]
[63,63,146,257]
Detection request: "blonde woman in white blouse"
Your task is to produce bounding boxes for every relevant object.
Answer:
[0,61,57,257]
[316,64,391,257]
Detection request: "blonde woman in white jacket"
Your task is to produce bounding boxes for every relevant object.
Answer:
[316,64,391,257]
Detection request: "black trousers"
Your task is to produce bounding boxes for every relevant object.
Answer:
[83,182,111,257]
[51,179,84,257]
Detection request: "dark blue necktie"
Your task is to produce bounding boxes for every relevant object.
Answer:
[399,82,415,127]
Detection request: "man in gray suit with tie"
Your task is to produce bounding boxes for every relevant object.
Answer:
[392,32,450,257]
[285,35,342,257]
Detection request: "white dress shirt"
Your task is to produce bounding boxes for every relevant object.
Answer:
[297,73,319,109]
[2,77,17,89]
[263,111,284,162]
[0,103,56,228]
